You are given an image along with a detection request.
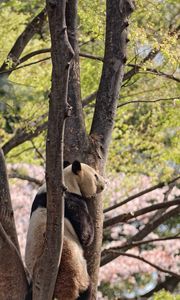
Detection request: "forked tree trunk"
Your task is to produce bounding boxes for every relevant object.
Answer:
[0,1,134,299]
[63,0,134,298]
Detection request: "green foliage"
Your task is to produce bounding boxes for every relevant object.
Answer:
[153,290,180,300]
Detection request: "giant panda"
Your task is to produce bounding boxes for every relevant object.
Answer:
[25,160,105,300]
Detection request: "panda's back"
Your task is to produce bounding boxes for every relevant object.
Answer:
[25,208,46,276]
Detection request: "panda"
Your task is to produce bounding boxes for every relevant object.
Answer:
[25,160,105,300]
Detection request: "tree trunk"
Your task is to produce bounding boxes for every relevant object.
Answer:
[0,149,20,251]
[64,0,88,162]
[0,149,28,299]
[32,1,74,299]
[86,1,135,298]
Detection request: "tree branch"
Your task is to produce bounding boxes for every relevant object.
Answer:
[128,63,180,83]
[105,251,180,279]
[0,8,47,76]
[102,235,180,254]
[101,205,180,266]
[117,97,180,108]
[104,176,180,213]
[104,198,180,228]
[2,121,48,156]
[8,171,43,186]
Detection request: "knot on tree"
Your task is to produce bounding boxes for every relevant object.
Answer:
[64,103,72,118]
[119,0,135,16]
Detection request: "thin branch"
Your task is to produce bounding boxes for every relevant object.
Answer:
[80,52,103,62]
[101,206,180,266]
[102,235,180,254]
[104,176,180,213]
[0,57,51,75]
[123,49,159,82]
[2,121,48,155]
[104,198,180,228]
[106,251,180,279]
[128,63,180,83]
[117,97,180,108]
[130,205,180,243]
[8,172,43,186]
[19,48,50,64]
[31,140,45,161]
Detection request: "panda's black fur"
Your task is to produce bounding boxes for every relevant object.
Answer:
[30,190,94,248]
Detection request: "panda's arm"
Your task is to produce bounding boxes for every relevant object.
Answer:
[65,195,94,247]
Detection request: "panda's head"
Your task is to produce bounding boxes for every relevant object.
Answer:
[64,160,105,198]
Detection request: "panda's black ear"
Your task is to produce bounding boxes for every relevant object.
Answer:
[72,160,81,175]
[64,160,71,169]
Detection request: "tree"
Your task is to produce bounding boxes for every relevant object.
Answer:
[0,0,179,299]
[0,0,134,299]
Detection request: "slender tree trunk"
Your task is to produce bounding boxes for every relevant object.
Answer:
[0,149,28,299]
[64,0,88,162]
[0,149,20,251]
[32,1,74,299]
[86,1,135,298]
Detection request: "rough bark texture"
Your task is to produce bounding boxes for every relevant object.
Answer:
[90,0,135,160]
[64,0,88,162]
[32,1,74,299]
[0,149,19,250]
[0,149,28,299]
[84,1,134,298]
[0,224,28,300]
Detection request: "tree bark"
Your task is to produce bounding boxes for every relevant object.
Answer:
[0,224,28,300]
[64,0,88,162]
[85,1,134,298]
[0,149,28,299]
[0,148,19,250]
[32,1,74,299]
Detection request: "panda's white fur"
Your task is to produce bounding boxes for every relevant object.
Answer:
[25,161,104,300]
